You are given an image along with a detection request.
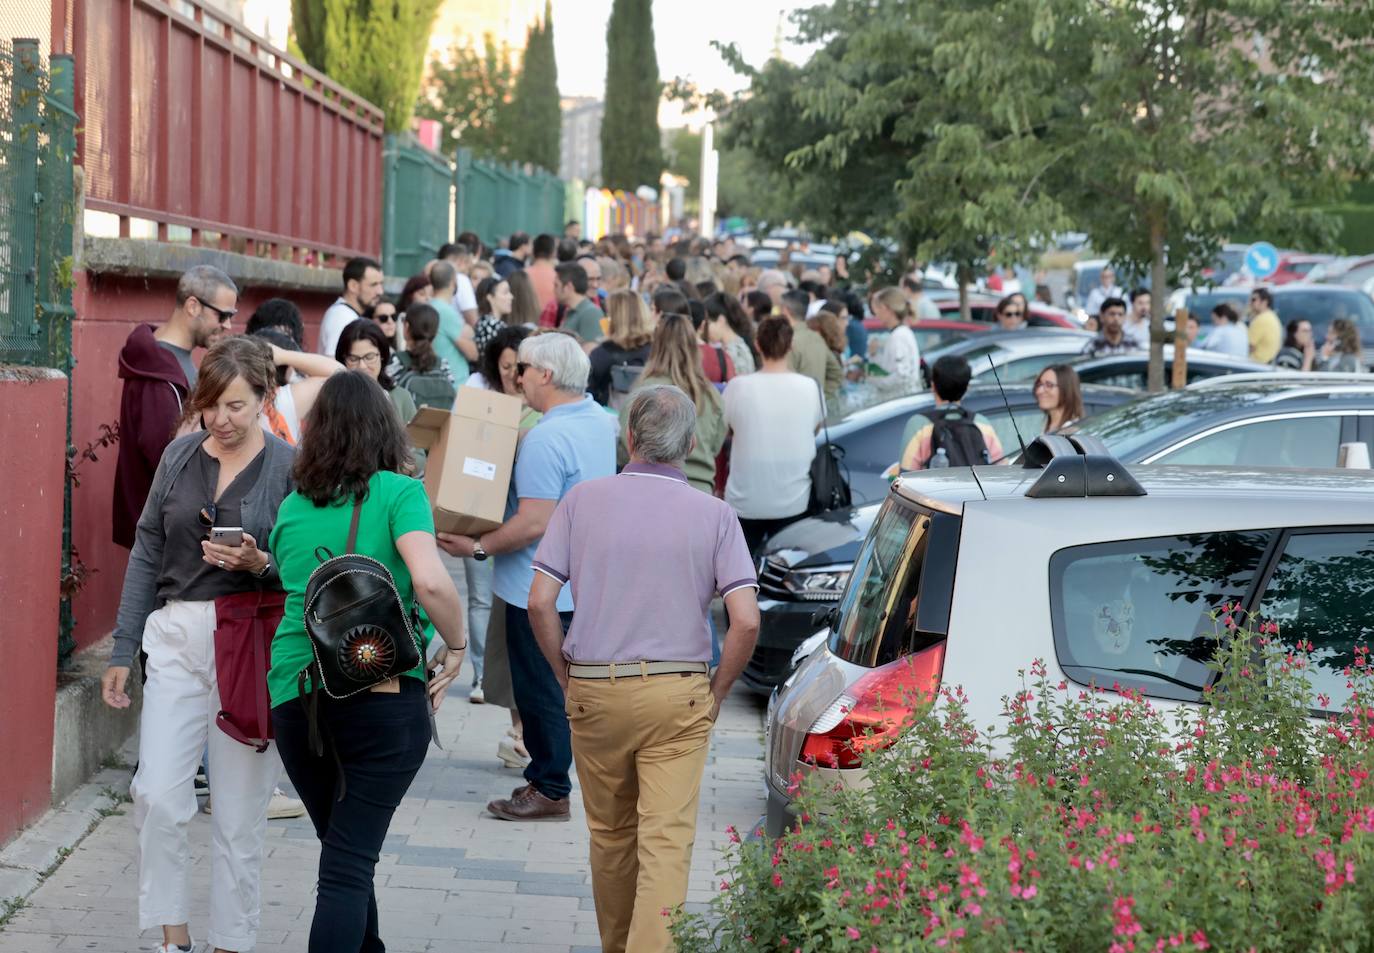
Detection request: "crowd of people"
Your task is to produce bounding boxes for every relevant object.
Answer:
[1077,270,1365,372]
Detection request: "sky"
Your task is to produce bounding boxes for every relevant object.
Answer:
[552,1,815,100]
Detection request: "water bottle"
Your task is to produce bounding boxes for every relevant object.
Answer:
[930,447,951,469]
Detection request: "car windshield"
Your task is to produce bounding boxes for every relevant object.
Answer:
[1070,388,1257,460]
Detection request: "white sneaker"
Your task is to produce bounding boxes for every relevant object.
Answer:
[268,788,306,820]
[153,940,195,952]
[470,685,486,704]
[497,738,531,769]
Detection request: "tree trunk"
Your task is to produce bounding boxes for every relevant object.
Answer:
[958,264,972,323]
[1147,218,1168,393]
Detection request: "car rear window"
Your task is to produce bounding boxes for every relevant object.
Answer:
[829,499,960,668]
[1049,531,1275,701]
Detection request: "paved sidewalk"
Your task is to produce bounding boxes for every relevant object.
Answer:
[0,661,766,953]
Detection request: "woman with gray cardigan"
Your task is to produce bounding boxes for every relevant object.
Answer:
[101,335,296,953]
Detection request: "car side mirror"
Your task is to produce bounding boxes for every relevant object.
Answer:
[811,605,840,630]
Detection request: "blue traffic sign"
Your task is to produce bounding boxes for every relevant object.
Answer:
[1245,242,1279,280]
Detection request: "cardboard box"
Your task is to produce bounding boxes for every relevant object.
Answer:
[407,388,523,535]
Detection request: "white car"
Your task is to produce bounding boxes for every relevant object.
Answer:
[763,441,1374,836]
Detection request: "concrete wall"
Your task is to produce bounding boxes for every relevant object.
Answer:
[0,368,67,841]
[68,239,342,653]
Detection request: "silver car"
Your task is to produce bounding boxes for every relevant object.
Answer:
[763,452,1374,837]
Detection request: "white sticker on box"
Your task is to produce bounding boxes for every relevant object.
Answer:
[462,457,498,481]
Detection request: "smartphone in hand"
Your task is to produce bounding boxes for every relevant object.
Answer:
[210,526,244,547]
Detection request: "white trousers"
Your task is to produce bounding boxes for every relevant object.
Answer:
[130,600,280,951]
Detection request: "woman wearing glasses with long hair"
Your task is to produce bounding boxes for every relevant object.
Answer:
[101,335,295,953]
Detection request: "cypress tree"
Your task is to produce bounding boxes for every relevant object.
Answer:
[601,0,663,191]
[509,2,562,174]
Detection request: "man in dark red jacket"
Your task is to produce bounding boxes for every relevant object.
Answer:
[112,265,238,548]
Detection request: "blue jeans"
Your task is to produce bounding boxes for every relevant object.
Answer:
[273,680,431,953]
[506,604,574,800]
[462,556,493,684]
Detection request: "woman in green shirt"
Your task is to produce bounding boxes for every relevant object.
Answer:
[269,371,466,953]
[617,312,726,494]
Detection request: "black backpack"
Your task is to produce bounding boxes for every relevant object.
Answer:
[299,501,436,767]
[608,360,645,411]
[927,405,991,467]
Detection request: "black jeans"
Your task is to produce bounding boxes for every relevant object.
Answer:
[506,604,574,800]
[273,679,431,953]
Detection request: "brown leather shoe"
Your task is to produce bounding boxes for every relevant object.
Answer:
[487,785,570,822]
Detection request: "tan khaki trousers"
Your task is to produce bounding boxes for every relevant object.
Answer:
[566,671,716,953]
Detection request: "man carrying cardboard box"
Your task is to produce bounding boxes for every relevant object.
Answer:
[438,332,617,822]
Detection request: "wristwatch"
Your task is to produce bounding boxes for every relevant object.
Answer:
[472,537,488,562]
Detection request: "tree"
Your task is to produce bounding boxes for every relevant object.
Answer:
[509,1,561,173]
[665,128,701,208]
[417,36,517,161]
[601,0,663,191]
[927,0,1374,389]
[291,0,442,134]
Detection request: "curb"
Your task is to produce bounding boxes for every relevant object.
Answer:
[0,759,134,919]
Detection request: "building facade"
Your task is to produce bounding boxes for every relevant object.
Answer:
[561,96,603,184]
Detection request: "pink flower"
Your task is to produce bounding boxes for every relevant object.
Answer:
[847,926,861,940]
[1022,884,1038,899]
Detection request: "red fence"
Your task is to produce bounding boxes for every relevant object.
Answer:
[55,0,383,261]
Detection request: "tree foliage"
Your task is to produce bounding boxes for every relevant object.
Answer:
[290,0,443,134]
[665,128,701,207]
[417,35,517,161]
[719,0,1374,385]
[601,0,664,191]
[509,1,561,173]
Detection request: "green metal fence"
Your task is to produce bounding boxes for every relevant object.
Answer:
[454,148,566,247]
[382,134,452,280]
[1,38,76,369]
[1,38,79,664]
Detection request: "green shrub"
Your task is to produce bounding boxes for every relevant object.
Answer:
[675,620,1374,951]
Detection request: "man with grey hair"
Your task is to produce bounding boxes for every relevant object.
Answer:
[112,264,238,549]
[757,267,790,309]
[527,384,760,953]
[438,331,616,822]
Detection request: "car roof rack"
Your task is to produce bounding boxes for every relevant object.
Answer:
[1021,434,1147,500]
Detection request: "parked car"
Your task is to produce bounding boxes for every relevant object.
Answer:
[743,383,1136,693]
[1068,259,1150,311]
[862,318,995,357]
[922,328,1095,386]
[1269,252,1336,285]
[763,450,1374,837]
[1176,285,1374,366]
[1066,373,1374,465]
[935,296,1080,329]
[748,375,1374,695]
[1069,346,1274,389]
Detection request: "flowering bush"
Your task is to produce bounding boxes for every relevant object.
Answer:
[674,621,1374,951]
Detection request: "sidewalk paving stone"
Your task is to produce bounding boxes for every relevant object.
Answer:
[0,651,767,953]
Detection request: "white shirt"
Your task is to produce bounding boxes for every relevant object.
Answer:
[875,324,922,383]
[1122,317,1148,347]
[723,372,824,520]
[455,273,478,315]
[1200,322,1249,358]
[318,298,362,357]
[1085,284,1125,317]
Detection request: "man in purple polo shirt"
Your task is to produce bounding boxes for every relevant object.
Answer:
[528,384,760,953]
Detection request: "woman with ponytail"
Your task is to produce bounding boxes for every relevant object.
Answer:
[393,303,458,410]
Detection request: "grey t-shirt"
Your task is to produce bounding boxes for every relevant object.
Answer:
[160,341,197,388]
[156,445,265,602]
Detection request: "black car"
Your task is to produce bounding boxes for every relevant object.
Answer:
[744,375,1374,694]
[741,382,1136,693]
[823,381,1135,505]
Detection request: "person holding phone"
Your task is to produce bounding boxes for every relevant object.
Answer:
[101,335,295,953]
[267,371,467,953]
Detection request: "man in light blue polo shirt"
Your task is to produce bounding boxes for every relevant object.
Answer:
[438,331,615,822]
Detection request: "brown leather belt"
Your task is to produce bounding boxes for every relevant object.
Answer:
[567,661,709,680]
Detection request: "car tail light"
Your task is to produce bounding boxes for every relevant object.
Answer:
[799,641,945,769]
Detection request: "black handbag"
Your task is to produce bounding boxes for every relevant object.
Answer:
[809,380,853,515]
[297,501,438,772]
